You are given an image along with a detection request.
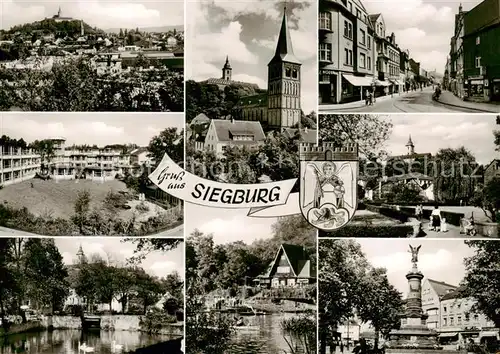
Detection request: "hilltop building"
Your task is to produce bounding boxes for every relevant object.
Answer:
[47,7,75,22]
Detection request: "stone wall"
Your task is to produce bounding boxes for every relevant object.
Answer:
[41,315,183,336]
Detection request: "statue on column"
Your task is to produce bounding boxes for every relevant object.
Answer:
[409,245,421,264]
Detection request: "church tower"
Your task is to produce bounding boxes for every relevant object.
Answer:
[80,20,84,36]
[222,56,232,81]
[406,135,415,155]
[267,5,302,130]
[76,244,87,264]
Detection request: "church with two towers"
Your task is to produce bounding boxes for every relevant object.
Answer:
[203,6,303,130]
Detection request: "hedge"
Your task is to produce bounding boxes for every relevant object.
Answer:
[319,225,414,238]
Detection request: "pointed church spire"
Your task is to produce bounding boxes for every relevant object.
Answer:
[406,135,415,155]
[270,3,300,64]
[58,6,61,17]
[223,55,231,69]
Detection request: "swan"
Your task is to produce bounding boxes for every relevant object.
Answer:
[112,341,124,351]
[79,342,95,353]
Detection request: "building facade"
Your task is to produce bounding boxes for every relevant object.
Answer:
[463,0,500,102]
[256,244,316,288]
[0,146,41,186]
[484,159,500,184]
[319,0,376,104]
[449,4,467,99]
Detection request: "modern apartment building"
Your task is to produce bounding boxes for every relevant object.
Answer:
[0,137,147,186]
[0,146,41,186]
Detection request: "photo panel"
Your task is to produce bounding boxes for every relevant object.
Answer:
[0,1,184,112]
[318,0,500,114]
[318,113,500,238]
[0,112,184,236]
[318,238,500,354]
[185,203,317,354]
[0,237,185,353]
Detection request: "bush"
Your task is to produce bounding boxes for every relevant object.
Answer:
[320,225,414,238]
[139,309,178,334]
[135,202,150,213]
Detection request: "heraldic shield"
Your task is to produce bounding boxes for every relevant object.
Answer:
[299,142,359,231]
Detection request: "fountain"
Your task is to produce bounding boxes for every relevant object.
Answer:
[386,245,466,354]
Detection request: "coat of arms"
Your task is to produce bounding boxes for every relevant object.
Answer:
[299,142,359,231]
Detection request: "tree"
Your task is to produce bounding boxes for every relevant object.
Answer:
[23,239,69,313]
[0,238,16,330]
[318,239,370,354]
[125,238,182,263]
[470,177,500,222]
[148,127,184,166]
[433,147,480,203]
[461,241,500,328]
[73,190,91,234]
[356,267,403,348]
[319,114,393,160]
[134,269,163,314]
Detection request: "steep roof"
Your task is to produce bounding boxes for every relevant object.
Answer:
[441,286,466,301]
[269,9,301,65]
[282,128,317,144]
[210,119,266,143]
[261,244,315,278]
[427,279,458,297]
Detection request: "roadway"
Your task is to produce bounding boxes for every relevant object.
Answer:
[319,88,491,113]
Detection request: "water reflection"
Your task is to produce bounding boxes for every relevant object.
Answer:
[0,329,178,354]
[227,314,307,354]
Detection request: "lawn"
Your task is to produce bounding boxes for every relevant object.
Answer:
[0,179,129,219]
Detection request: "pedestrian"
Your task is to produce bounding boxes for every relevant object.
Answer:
[431,205,441,232]
[340,341,344,353]
[441,217,448,232]
[30,182,34,188]
[460,199,463,207]
[365,90,370,106]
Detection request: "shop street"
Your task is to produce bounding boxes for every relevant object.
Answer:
[319,88,499,113]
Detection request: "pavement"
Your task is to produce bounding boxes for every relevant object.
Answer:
[319,87,500,113]
[0,226,39,236]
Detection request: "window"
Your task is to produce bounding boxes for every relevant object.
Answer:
[292,69,298,79]
[476,36,480,45]
[360,53,366,68]
[368,56,371,70]
[319,12,332,31]
[443,306,447,313]
[285,67,291,77]
[360,29,366,45]
[348,1,352,12]
[450,317,454,325]
[344,21,353,39]
[368,36,371,49]
[319,43,332,62]
[344,49,353,66]
[457,316,462,325]
[475,57,481,68]
[356,9,361,18]
[444,318,448,326]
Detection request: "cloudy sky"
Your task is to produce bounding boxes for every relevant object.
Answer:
[0,113,184,147]
[1,0,183,30]
[339,239,474,294]
[382,114,498,165]
[186,0,317,113]
[186,203,277,245]
[363,0,484,74]
[54,237,184,278]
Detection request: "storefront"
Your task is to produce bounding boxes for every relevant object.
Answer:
[491,79,500,101]
[466,76,488,101]
[341,74,375,103]
[374,79,390,97]
[319,69,337,104]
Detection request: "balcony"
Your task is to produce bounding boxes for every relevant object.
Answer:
[319,23,333,33]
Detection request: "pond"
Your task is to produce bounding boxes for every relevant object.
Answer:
[0,329,181,354]
[227,313,311,354]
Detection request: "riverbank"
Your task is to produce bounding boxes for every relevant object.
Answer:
[0,321,44,336]
[38,315,183,336]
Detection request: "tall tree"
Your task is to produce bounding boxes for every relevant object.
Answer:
[461,241,500,328]
[147,127,184,166]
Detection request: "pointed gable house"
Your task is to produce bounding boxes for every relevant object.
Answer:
[257,244,316,288]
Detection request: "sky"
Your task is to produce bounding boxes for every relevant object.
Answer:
[382,114,498,165]
[0,113,184,147]
[1,0,184,30]
[185,202,277,245]
[337,239,474,295]
[54,237,185,279]
[362,0,484,74]
[186,0,317,114]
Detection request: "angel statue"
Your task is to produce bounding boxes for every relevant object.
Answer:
[303,162,354,210]
[408,245,421,264]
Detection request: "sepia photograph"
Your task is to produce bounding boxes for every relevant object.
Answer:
[0,237,184,353]
[185,203,317,354]
[318,113,500,238]
[0,1,184,112]
[318,239,500,354]
[318,0,500,113]
[0,113,184,236]
[185,0,317,184]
